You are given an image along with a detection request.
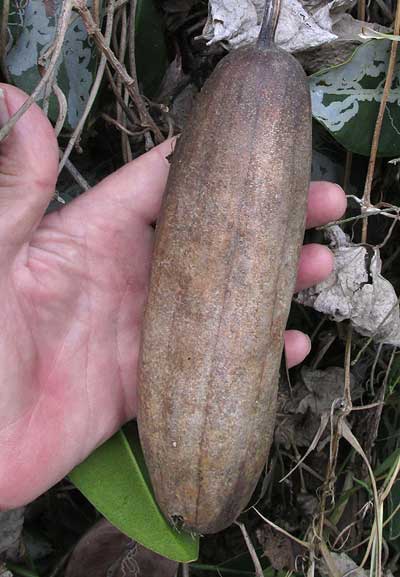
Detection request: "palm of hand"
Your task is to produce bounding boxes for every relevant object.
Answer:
[2,174,157,506]
[0,85,346,510]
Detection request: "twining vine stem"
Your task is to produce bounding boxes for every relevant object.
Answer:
[361,0,400,242]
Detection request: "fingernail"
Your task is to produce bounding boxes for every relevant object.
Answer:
[0,88,10,127]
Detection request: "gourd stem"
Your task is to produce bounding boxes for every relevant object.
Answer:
[257,0,281,49]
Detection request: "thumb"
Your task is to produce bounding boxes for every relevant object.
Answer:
[0,84,58,261]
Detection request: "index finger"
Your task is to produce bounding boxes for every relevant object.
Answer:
[306,181,347,229]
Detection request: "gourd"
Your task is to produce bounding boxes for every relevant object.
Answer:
[137,0,311,534]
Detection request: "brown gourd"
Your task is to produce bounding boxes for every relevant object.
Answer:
[137,0,312,535]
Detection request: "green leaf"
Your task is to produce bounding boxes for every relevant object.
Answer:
[310,40,400,157]
[385,480,400,544]
[4,0,167,127]
[190,548,272,575]
[352,476,372,496]
[375,448,400,478]
[69,423,199,563]
[387,353,400,396]
[5,0,98,129]
[360,27,400,42]
[135,0,168,96]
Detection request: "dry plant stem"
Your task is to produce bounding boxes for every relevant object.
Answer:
[0,0,10,82]
[310,317,327,343]
[376,209,400,248]
[280,414,329,483]
[53,84,68,136]
[39,44,58,116]
[345,502,400,553]
[300,462,325,483]
[59,0,114,173]
[74,0,162,143]
[63,157,90,190]
[361,0,400,242]
[236,522,264,577]
[293,443,307,492]
[115,0,129,8]
[105,64,138,125]
[343,151,353,193]
[341,421,382,576]
[351,401,383,411]
[357,0,366,22]
[320,204,400,229]
[102,112,137,135]
[317,324,353,539]
[307,553,316,577]
[343,324,353,408]
[92,0,101,25]
[115,6,127,111]
[128,0,152,150]
[182,564,190,577]
[311,332,336,369]
[333,518,360,551]
[123,89,132,161]
[279,450,325,482]
[128,0,138,92]
[253,507,310,549]
[319,541,341,577]
[115,5,130,163]
[0,0,74,142]
[166,113,174,139]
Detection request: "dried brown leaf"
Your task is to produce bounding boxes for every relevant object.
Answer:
[0,508,24,558]
[317,551,394,577]
[256,524,307,571]
[65,519,178,577]
[297,226,400,346]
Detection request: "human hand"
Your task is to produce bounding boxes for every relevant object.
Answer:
[0,85,346,509]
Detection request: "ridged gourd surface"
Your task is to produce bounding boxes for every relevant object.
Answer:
[138,45,311,534]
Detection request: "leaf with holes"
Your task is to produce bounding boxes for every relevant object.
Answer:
[310,39,400,157]
[4,0,97,129]
[3,0,167,128]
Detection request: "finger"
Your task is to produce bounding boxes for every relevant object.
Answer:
[306,182,347,229]
[0,85,58,258]
[285,330,311,368]
[67,138,176,226]
[295,243,334,292]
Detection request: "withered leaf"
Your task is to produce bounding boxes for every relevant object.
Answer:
[65,519,178,577]
[256,525,307,571]
[297,226,400,346]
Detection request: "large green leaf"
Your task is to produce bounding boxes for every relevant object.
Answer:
[387,353,400,396]
[3,0,167,127]
[69,423,199,563]
[385,479,400,548]
[310,40,400,157]
[4,0,98,129]
[136,0,168,96]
